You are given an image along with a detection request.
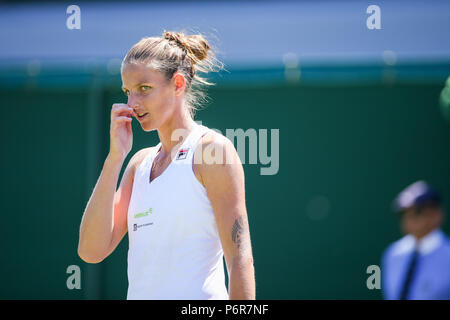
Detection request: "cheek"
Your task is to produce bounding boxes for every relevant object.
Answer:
[140,93,158,109]
[402,217,414,230]
[152,92,174,113]
[149,97,168,114]
[401,219,408,230]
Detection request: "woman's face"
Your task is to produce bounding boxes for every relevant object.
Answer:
[121,62,176,132]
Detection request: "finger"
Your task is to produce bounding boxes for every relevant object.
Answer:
[126,119,132,131]
[112,106,133,117]
[114,116,133,122]
[111,103,128,109]
[112,104,134,117]
[113,110,134,122]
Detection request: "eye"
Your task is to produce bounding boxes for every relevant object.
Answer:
[123,89,130,96]
[141,85,151,92]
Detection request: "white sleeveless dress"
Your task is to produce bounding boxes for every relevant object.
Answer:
[126,124,229,300]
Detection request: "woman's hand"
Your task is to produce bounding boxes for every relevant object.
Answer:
[109,103,136,161]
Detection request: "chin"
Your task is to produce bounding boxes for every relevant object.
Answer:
[142,125,157,132]
[141,121,158,132]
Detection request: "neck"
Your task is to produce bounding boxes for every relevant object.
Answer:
[413,227,439,241]
[157,107,196,157]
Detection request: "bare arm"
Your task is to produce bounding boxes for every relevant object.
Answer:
[196,134,256,299]
[77,154,127,263]
[78,103,144,263]
[78,148,150,263]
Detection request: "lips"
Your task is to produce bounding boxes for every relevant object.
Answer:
[137,113,148,120]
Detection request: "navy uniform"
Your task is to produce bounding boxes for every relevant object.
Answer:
[381,181,450,300]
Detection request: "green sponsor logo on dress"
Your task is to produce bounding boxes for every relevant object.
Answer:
[134,208,152,219]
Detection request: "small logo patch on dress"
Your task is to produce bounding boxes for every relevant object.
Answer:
[176,148,189,160]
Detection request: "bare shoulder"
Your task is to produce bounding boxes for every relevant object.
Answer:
[196,129,239,164]
[198,129,230,149]
[193,129,242,187]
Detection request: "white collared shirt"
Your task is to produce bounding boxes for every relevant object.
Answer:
[382,228,450,299]
[391,229,444,257]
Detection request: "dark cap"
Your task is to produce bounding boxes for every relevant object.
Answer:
[393,180,441,213]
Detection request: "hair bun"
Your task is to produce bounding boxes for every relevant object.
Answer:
[163,31,210,62]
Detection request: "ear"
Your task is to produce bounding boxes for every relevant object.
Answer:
[173,73,186,96]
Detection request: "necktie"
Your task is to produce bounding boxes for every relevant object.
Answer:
[399,246,420,300]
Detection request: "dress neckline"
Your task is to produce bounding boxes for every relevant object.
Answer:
[148,124,199,185]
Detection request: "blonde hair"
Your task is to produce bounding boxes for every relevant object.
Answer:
[122,30,223,118]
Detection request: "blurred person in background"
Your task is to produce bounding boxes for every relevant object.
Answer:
[381,181,450,300]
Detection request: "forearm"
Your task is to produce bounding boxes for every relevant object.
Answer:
[228,256,256,300]
[78,153,124,262]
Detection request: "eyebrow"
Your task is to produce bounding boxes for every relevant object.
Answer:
[121,81,152,90]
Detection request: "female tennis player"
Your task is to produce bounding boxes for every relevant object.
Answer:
[77,31,255,300]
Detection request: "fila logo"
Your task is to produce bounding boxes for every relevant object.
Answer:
[176,148,189,160]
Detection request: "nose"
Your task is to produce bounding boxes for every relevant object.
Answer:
[127,95,141,111]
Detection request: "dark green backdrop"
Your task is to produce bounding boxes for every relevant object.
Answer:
[1,68,449,299]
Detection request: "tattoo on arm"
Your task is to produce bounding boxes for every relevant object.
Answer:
[231,216,249,251]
